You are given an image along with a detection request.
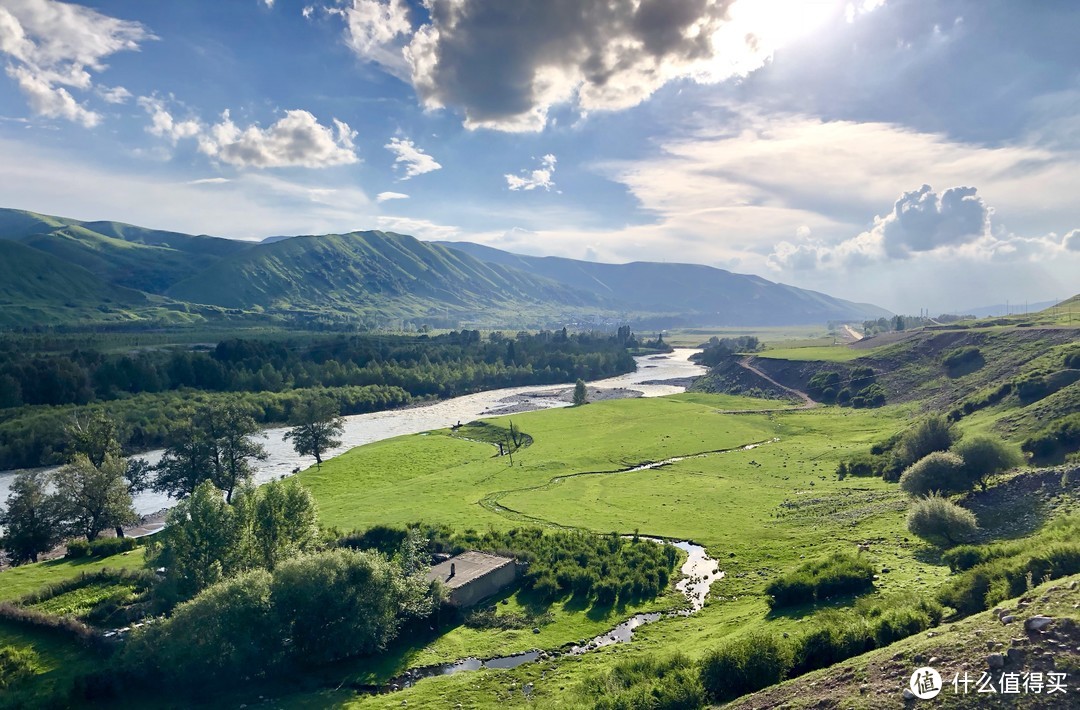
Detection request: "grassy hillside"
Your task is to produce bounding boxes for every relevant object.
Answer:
[439,240,891,325]
[167,231,607,320]
[0,241,148,326]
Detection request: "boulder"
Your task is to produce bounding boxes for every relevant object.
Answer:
[1026,616,1053,631]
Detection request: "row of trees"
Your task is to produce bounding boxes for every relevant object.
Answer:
[0,329,635,408]
[0,399,344,565]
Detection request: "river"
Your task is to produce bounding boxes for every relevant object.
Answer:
[0,349,706,515]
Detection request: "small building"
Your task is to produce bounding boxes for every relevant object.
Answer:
[426,551,519,607]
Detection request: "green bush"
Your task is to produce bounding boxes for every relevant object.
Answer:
[0,645,37,691]
[66,539,91,558]
[700,632,793,702]
[953,436,1020,491]
[899,452,966,496]
[89,536,138,557]
[895,416,955,471]
[907,494,979,546]
[1022,413,1080,462]
[943,346,982,370]
[590,653,706,710]
[939,543,1080,616]
[765,554,875,609]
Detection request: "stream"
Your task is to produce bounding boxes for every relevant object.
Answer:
[0,349,707,516]
[374,539,722,693]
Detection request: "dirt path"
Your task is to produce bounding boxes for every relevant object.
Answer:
[841,324,863,342]
[736,356,818,410]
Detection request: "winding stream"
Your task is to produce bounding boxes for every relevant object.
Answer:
[375,539,722,693]
[0,350,707,516]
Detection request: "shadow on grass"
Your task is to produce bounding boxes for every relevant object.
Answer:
[763,594,864,621]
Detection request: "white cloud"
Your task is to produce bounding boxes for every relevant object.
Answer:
[138,96,201,142]
[198,109,360,169]
[506,154,556,191]
[0,0,151,125]
[302,5,315,20]
[263,0,275,7]
[375,214,460,240]
[97,84,131,104]
[334,0,412,79]
[377,191,409,202]
[384,137,441,179]
[186,177,231,185]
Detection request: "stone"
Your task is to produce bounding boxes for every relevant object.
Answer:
[533,627,541,634]
[903,688,916,701]
[1026,616,1054,631]
[1001,615,1016,624]
[1007,648,1024,664]
[987,654,1006,669]
[1068,580,1077,590]
[929,657,939,665]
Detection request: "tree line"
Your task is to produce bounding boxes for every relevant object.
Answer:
[0,329,637,470]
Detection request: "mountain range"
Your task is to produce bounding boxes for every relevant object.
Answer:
[0,208,890,329]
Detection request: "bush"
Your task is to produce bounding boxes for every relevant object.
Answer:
[899,452,966,496]
[765,554,875,609]
[591,653,706,710]
[953,437,1020,491]
[939,543,1080,615]
[700,632,793,702]
[0,645,37,691]
[895,416,955,471]
[1022,413,1080,462]
[66,539,91,558]
[907,494,979,546]
[89,536,139,557]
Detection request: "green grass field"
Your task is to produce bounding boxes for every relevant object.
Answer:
[0,549,146,602]
[756,344,877,362]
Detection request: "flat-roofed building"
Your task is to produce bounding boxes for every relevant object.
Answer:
[426,551,519,607]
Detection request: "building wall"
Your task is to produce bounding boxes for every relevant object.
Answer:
[449,561,519,607]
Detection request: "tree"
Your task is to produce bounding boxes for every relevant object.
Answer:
[149,480,250,601]
[899,451,966,496]
[283,396,344,467]
[907,493,979,546]
[154,402,267,503]
[52,453,138,542]
[243,479,320,570]
[0,471,63,564]
[954,436,1021,491]
[573,378,588,406]
[65,410,121,468]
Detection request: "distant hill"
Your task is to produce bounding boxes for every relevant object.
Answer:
[0,208,249,293]
[167,231,604,319]
[958,299,1058,318]
[438,241,890,325]
[0,240,147,326]
[0,207,893,328]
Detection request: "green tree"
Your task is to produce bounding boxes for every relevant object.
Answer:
[573,378,588,406]
[283,396,344,467]
[65,410,121,468]
[149,480,250,601]
[907,493,979,546]
[954,436,1021,491]
[153,418,217,500]
[243,479,320,570]
[0,471,63,564]
[899,451,966,496]
[894,415,955,470]
[52,453,138,541]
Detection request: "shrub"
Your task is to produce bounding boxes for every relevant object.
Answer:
[807,372,841,403]
[1022,413,1080,462]
[591,653,706,710]
[939,543,1080,615]
[765,554,875,609]
[899,452,966,496]
[700,632,793,702]
[895,416,955,471]
[907,494,979,546]
[89,536,138,557]
[0,645,37,691]
[66,539,91,559]
[953,436,1020,491]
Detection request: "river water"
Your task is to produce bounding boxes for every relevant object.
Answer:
[0,349,706,515]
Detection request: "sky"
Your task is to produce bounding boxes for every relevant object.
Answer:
[0,0,1078,314]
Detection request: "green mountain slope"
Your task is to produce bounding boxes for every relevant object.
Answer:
[167,231,604,319]
[0,208,250,293]
[438,241,890,325]
[0,240,148,326]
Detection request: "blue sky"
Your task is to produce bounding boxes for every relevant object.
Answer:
[0,0,1077,313]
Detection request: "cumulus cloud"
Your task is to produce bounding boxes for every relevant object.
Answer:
[327,0,858,131]
[506,154,557,191]
[384,137,441,179]
[198,109,359,169]
[138,96,201,142]
[97,84,131,104]
[377,191,409,202]
[768,184,1073,271]
[0,0,151,126]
